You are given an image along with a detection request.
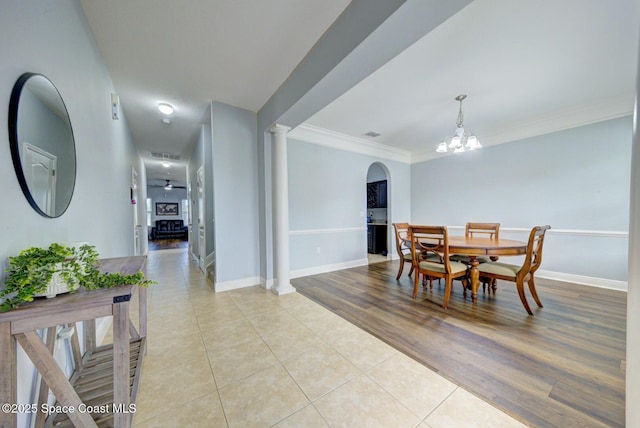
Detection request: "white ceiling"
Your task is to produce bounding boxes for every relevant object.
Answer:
[306,0,640,162]
[81,0,640,185]
[80,0,351,186]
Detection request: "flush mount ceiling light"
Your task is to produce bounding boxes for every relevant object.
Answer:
[436,94,481,153]
[157,103,174,115]
[161,161,171,168]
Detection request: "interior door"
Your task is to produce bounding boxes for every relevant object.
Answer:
[23,142,57,216]
[187,182,193,256]
[132,168,141,255]
[197,166,205,272]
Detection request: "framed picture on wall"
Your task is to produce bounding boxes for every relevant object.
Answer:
[156,202,179,216]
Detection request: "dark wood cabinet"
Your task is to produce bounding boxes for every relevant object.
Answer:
[367,224,387,254]
[367,180,387,208]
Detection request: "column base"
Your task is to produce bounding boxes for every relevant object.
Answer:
[271,283,296,295]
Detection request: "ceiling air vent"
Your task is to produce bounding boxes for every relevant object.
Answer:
[151,152,181,160]
[363,131,381,138]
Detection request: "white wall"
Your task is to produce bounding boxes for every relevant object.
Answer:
[0,1,144,424]
[211,102,260,286]
[288,138,411,275]
[411,116,632,285]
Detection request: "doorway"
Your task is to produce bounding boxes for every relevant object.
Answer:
[132,168,142,255]
[197,166,206,273]
[23,142,57,216]
[366,162,390,264]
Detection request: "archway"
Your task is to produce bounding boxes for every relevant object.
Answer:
[366,162,390,264]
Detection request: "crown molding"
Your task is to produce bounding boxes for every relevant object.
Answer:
[292,95,633,165]
[288,123,412,164]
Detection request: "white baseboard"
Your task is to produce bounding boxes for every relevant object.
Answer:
[260,278,274,290]
[290,258,369,279]
[209,264,626,295]
[536,269,627,291]
[258,259,370,290]
[214,276,261,292]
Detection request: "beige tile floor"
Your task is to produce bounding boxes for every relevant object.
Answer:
[112,248,526,427]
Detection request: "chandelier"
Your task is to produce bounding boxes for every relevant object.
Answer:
[436,94,481,153]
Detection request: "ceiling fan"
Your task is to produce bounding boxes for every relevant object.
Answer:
[149,179,186,190]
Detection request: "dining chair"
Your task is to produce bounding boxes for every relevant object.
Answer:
[450,222,500,293]
[450,222,500,264]
[408,225,468,309]
[477,225,551,315]
[392,223,441,281]
[392,223,414,280]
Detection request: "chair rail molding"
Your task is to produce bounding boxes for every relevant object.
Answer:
[289,226,367,236]
[448,225,629,238]
[286,225,627,290]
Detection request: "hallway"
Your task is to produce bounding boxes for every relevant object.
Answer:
[122,249,524,427]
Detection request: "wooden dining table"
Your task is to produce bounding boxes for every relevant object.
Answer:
[446,236,527,302]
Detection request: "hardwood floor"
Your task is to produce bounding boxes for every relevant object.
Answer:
[292,261,626,428]
[148,238,188,251]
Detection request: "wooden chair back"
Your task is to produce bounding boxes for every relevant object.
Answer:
[392,222,410,255]
[408,225,452,273]
[465,222,500,239]
[521,225,551,276]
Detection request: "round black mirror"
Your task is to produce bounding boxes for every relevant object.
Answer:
[8,73,76,218]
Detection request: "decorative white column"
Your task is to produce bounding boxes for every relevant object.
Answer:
[626,39,640,427]
[270,124,296,295]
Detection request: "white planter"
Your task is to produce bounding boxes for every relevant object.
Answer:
[33,262,78,299]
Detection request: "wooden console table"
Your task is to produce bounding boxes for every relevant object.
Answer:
[0,256,147,428]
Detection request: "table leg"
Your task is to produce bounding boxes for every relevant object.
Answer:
[84,319,96,352]
[34,327,56,428]
[469,256,479,303]
[16,331,97,427]
[113,301,131,428]
[138,286,147,340]
[0,321,17,428]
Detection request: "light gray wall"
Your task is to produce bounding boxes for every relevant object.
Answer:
[0,1,142,259]
[147,186,187,224]
[288,139,410,272]
[211,102,260,283]
[0,1,144,424]
[257,130,273,283]
[411,116,632,282]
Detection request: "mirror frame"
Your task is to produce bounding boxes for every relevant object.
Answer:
[8,72,77,218]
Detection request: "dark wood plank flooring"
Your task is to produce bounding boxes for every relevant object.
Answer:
[292,261,626,428]
[148,238,188,251]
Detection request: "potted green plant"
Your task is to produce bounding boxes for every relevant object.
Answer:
[0,243,153,312]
